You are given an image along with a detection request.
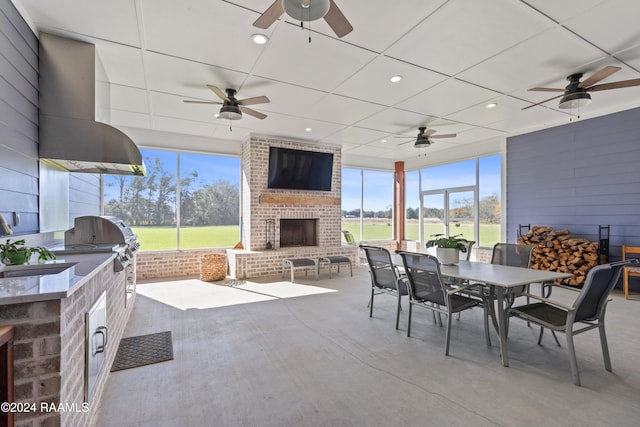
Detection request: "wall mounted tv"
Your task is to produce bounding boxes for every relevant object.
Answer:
[267,147,334,191]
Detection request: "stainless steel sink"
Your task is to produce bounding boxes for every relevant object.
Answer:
[0,262,78,278]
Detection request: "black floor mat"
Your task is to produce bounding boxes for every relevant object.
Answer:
[111,331,173,372]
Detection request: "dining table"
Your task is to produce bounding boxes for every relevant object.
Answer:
[394,255,573,367]
[441,261,573,366]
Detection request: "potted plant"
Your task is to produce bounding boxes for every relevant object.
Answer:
[433,234,469,265]
[1,239,56,266]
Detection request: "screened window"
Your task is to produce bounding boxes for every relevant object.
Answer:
[103,149,240,251]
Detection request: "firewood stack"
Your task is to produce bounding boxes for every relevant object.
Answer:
[518,226,599,286]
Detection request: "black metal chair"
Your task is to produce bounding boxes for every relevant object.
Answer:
[360,245,408,330]
[509,259,637,386]
[397,251,491,355]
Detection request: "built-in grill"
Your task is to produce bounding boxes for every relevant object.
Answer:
[57,216,140,309]
[59,216,140,272]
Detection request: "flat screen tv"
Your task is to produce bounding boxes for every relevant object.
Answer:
[267,147,334,191]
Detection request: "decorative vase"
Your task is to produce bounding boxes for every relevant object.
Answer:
[2,249,30,265]
[436,247,460,265]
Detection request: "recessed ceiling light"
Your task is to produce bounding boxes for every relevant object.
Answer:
[251,34,268,45]
[485,102,498,109]
[389,75,403,83]
[305,127,312,132]
[381,139,387,143]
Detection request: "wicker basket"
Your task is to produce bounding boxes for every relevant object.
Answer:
[200,253,228,281]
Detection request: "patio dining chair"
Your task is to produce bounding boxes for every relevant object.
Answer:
[509,259,638,386]
[397,251,491,355]
[360,245,408,330]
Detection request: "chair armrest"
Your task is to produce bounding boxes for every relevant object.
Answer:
[520,292,575,311]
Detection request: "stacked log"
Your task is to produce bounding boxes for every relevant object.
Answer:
[518,226,599,286]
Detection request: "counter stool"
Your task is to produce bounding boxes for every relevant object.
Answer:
[318,256,352,278]
[282,258,318,282]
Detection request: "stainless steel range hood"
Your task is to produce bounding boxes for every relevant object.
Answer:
[39,32,146,176]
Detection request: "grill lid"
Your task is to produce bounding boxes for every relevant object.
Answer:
[65,216,136,246]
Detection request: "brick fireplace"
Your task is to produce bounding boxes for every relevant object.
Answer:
[280,219,318,247]
[226,135,356,278]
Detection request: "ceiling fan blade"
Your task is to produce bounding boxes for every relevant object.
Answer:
[431,133,456,139]
[589,78,640,92]
[207,85,229,101]
[323,0,353,38]
[528,87,565,92]
[521,94,564,110]
[183,100,222,105]
[423,129,437,137]
[397,140,413,146]
[237,95,271,106]
[241,106,267,120]
[579,66,621,88]
[253,0,283,29]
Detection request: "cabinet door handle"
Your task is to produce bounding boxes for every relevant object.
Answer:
[94,326,108,355]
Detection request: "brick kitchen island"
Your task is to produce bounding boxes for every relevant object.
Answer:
[0,252,134,426]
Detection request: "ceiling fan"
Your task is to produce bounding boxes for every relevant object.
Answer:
[183,85,270,120]
[397,127,457,148]
[253,0,353,38]
[523,66,640,110]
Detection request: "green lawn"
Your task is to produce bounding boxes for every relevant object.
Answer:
[131,225,240,251]
[342,220,500,247]
[132,222,501,251]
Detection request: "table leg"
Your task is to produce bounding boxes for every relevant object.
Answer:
[496,286,509,367]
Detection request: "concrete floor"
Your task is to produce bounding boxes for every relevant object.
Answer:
[95,267,640,427]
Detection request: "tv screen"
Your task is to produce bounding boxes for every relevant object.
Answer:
[267,147,334,191]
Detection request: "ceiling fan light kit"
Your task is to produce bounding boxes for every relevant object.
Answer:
[218,105,243,120]
[558,91,591,109]
[283,0,330,22]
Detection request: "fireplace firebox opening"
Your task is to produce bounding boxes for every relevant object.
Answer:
[280,219,318,247]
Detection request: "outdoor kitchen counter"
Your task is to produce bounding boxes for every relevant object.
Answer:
[0,252,116,305]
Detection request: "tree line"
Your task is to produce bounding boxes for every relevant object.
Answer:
[104,156,239,227]
[342,193,500,223]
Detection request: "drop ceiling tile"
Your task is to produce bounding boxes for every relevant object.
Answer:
[110,110,151,130]
[242,76,327,117]
[522,0,608,22]
[142,0,268,72]
[152,92,219,123]
[96,44,146,88]
[454,127,505,144]
[19,0,141,46]
[320,127,390,146]
[302,94,386,125]
[396,79,499,117]
[110,85,149,114]
[560,0,640,54]
[615,45,640,70]
[385,0,553,75]
[334,56,447,106]
[457,27,606,94]
[355,109,432,133]
[251,23,377,92]
[144,52,249,99]
[152,116,218,138]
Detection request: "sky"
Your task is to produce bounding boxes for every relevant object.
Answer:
[104,149,501,213]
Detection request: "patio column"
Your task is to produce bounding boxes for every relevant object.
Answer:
[394,161,405,249]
